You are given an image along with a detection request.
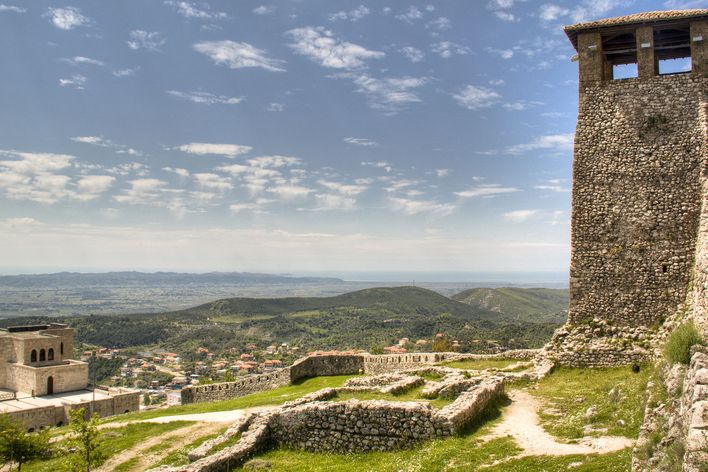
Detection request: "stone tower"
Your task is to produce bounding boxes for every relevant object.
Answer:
[550,10,708,366]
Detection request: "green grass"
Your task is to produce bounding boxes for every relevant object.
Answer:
[664,320,703,365]
[25,421,194,472]
[530,366,652,440]
[154,428,228,468]
[207,432,242,455]
[439,358,525,370]
[110,375,357,422]
[330,384,454,409]
[240,394,631,471]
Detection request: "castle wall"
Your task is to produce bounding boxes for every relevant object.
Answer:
[180,369,291,404]
[289,354,364,381]
[362,353,448,374]
[568,73,706,328]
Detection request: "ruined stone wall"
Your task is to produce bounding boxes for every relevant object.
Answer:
[362,353,448,374]
[181,369,290,404]
[289,354,364,381]
[568,73,706,329]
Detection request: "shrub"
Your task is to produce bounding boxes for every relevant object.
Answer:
[664,321,703,365]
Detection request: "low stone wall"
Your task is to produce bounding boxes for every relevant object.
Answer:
[550,346,650,368]
[289,354,364,382]
[444,349,540,362]
[680,347,708,472]
[363,353,448,374]
[181,369,290,404]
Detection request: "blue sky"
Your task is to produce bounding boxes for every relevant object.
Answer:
[0,0,703,276]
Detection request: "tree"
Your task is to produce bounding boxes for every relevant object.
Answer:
[0,414,50,471]
[64,408,104,472]
[143,392,152,406]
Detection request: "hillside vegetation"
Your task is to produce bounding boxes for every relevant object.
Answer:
[0,287,565,356]
[452,287,568,324]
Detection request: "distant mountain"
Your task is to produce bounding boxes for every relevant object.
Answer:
[0,286,562,355]
[451,287,568,324]
[0,271,344,288]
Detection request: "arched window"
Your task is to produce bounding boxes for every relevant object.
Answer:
[39,349,46,362]
[60,342,64,355]
[48,348,54,361]
[31,350,37,363]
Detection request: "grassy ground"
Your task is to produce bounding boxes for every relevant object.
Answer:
[530,366,651,439]
[111,375,357,422]
[153,428,228,468]
[330,384,453,409]
[439,358,527,370]
[24,421,194,471]
[242,395,632,471]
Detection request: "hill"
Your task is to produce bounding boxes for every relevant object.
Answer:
[451,287,568,324]
[0,286,564,357]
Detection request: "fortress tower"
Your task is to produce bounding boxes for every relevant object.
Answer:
[550,10,708,366]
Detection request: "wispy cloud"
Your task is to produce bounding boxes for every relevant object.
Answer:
[318,179,369,196]
[287,27,384,69]
[344,137,378,147]
[71,136,143,156]
[431,41,470,58]
[62,56,105,66]
[177,143,253,157]
[252,5,275,15]
[45,7,89,30]
[396,6,424,24]
[76,175,115,200]
[127,30,166,52]
[535,178,570,193]
[389,197,456,216]
[401,46,424,63]
[504,209,538,223]
[267,183,313,199]
[194,40,285,72]
[329,5,370,22]
[164,1,227,21]
[484,133,575,155]
[166,90,243,105]
[487,0,521,22]
[193,172,233,191]
[362,161,392,172]
[314,193,356,211]
[267,102,284,112]
[112,67,140,78]
[453,85,501,110]
[455,184,520,198]
[538,1,629,24]
[340,73,428,113]
[59,75,87,90]
[0,4,26,13]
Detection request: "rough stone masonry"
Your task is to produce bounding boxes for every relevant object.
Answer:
[549,10,708,367]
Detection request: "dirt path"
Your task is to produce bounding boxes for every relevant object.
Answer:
[96,422,224,472]
[483,389,633,456]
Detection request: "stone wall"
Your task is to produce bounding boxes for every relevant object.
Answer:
[680,347,708,471]
[569,73,706,329]
[181,369,290,404]
[289,354,364,381]
[362,353,448,374]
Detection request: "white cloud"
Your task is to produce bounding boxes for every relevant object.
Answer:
[112,67,140,77]
[401,46,424,63]
[538,4,570,21]
[0,150,75,175]
[164,1,227,20]
[435,169,449,177]
[71,136,109,146]
[267,102,284,112]
[453,85,501,110]
[342,73,428,112]
[664,0,708,7]
[127,30,166,52]
[487,0,521,22]
[0,4,25,13]
[329,5,370,22]
[486,47,514,59]
[538,1,627,24]
[362,161,392,172]
[535,178,570,193]
[177,143,252,158]
[501,133,574,155]
[396,6,424,23]
[344,137,378,147]
[113,178,167,205]
[0,150,77,204]
[76,175,115,200]
[455,184,520,198]
[252,5,274,15]
[45,7,89,30]
[266,184,312,199]
[389,197,456,216]
[431,41,470,58]
[193,173,233,191]
[194,40,285,72]
[504,209,538,223]
[494,11,518,22]
[62,56,104,66]
[59,75,87,90]
[247,155,301,168]
[287,27,384,70]
[427,17,452,31]
[314,193,356,210]
[318,180,368,196]
[166,90,243,105]
[163,167,190,177]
